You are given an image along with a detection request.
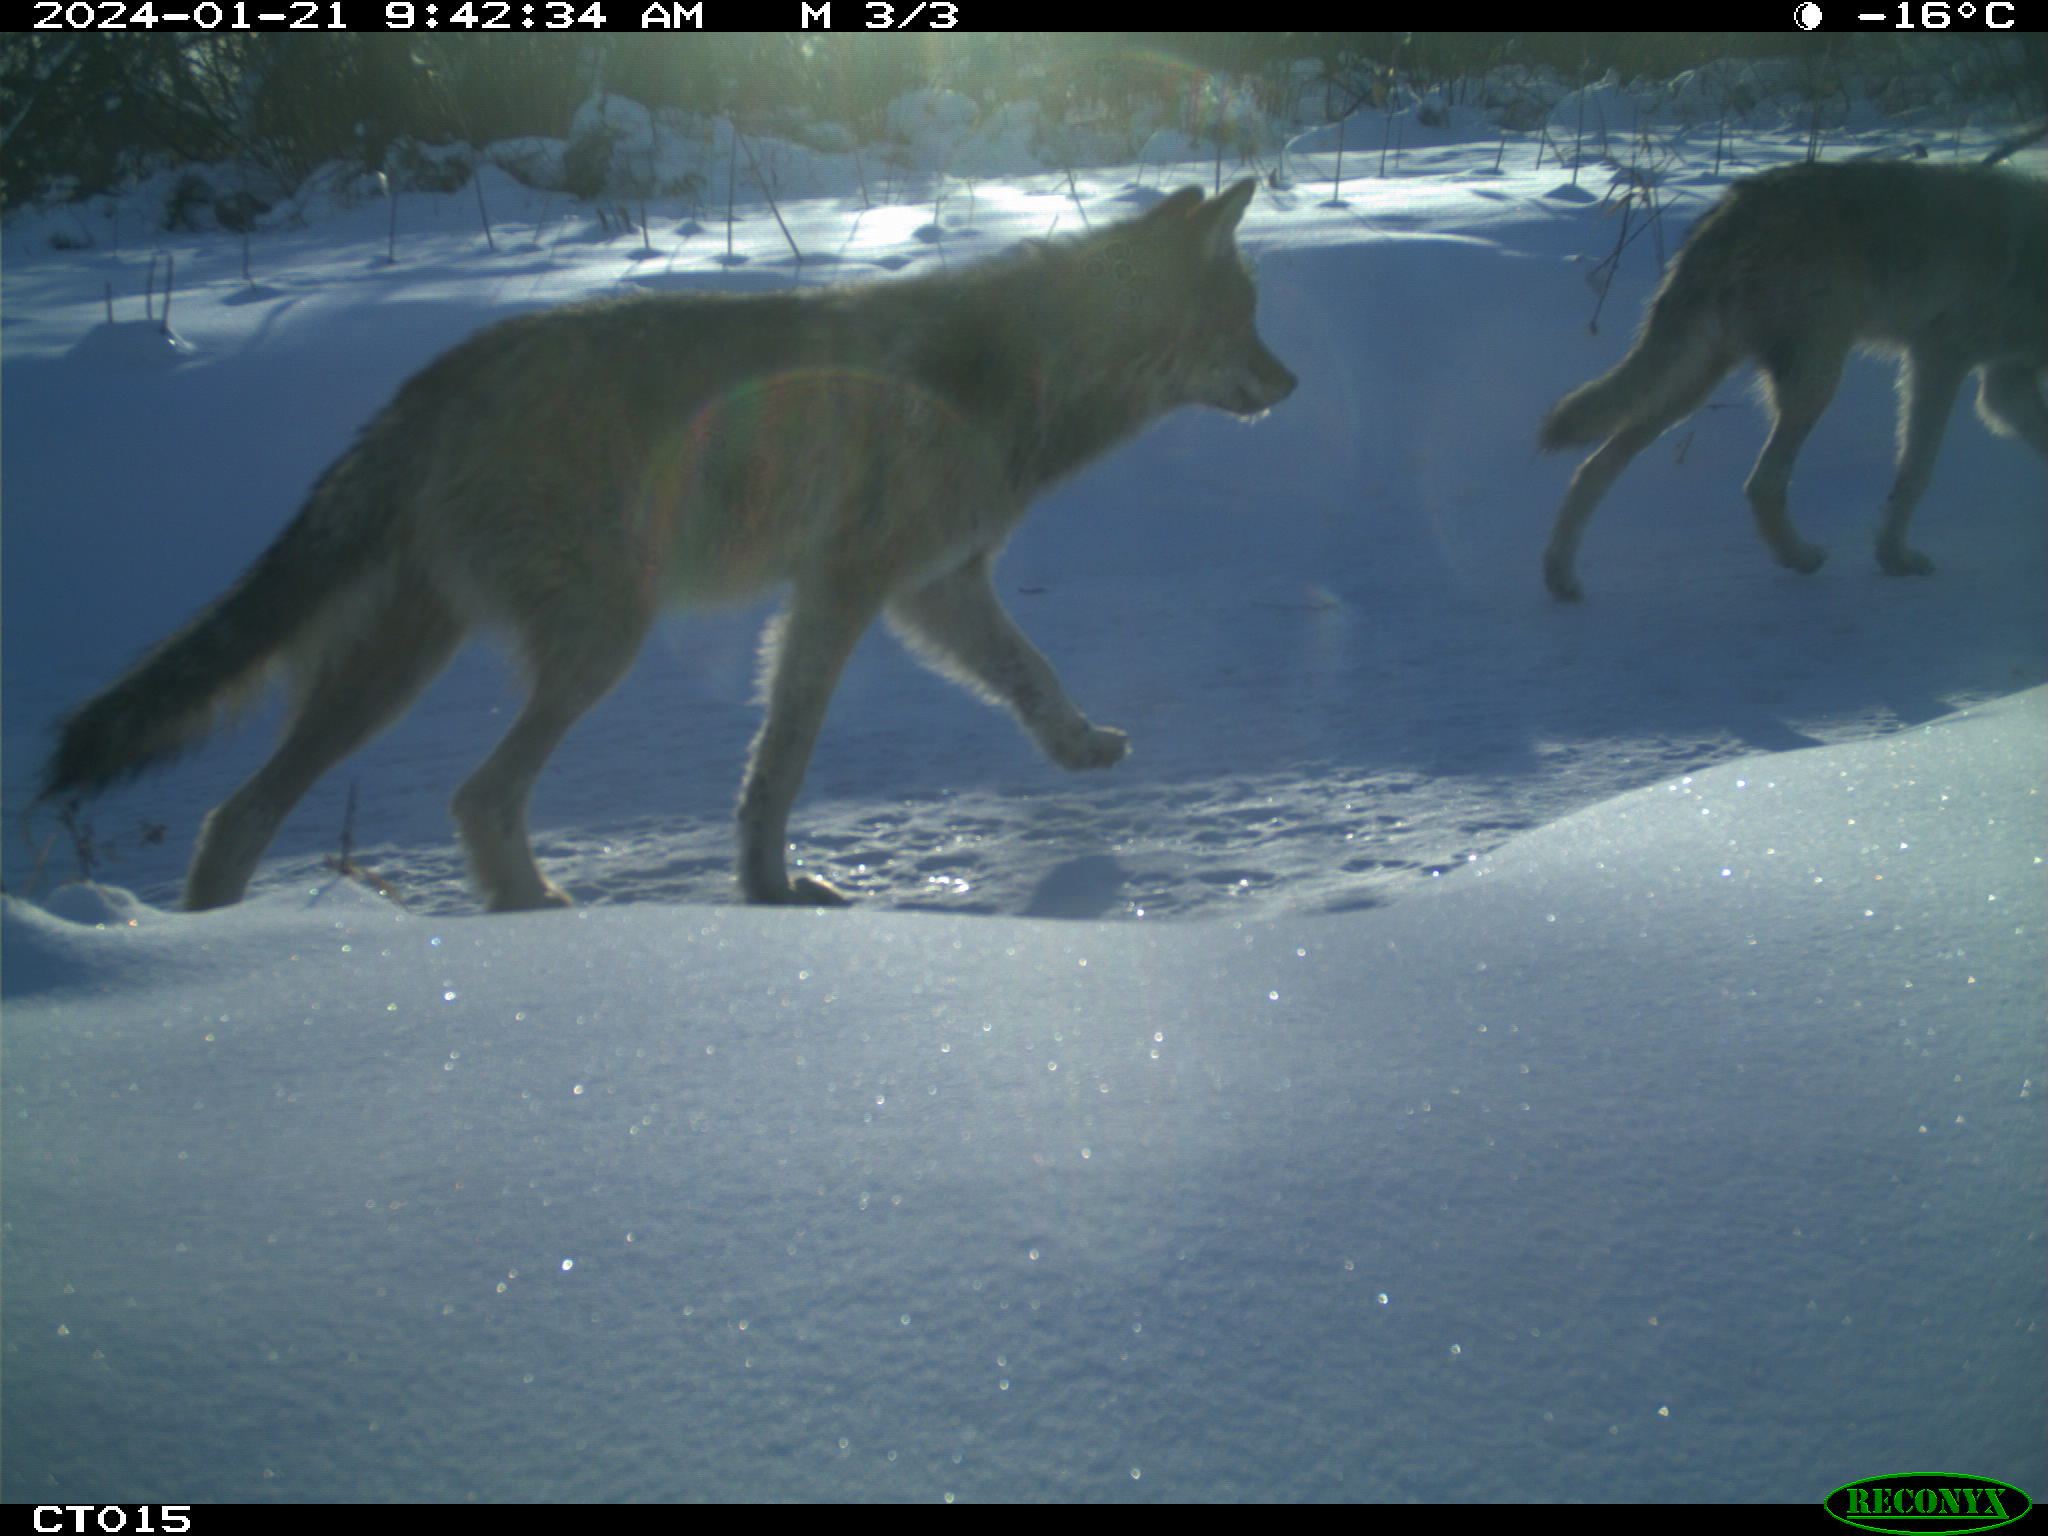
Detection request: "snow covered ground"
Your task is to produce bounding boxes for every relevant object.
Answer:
[3,76,2042,1504]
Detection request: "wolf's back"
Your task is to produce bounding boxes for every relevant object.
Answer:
[40,452,399,804]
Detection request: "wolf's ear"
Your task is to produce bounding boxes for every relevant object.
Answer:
[1144,181,1257,257]
[1203,179,1257,235]
[1145,186,1206,223]
[1179,178,1257,261]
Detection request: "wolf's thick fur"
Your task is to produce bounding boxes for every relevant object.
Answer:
[43,182,1295,911]
[1540,159,2048,601]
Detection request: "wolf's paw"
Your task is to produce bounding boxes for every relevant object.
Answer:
[1545,571,1585,603]
[1542,553,1584,603]
[490,885,573,913]
[791,874,852,905]
[1877,544,1934,577]
[1055,725,1129,771]
[749,873,852,907]
[1780,541,1827,575]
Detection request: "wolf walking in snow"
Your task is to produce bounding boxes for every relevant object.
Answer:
[1539,158,2047,602]
[41,181,1295,911]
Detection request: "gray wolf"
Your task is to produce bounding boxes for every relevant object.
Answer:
[40,181,1296,911]
[1539,159,2047,602]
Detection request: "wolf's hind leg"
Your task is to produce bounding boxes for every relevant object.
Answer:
[1874,346,1973,577]
[452,607,648,913]
[186,579,464,909]
[1974,362,2048,459]
[1743,337,1853,576]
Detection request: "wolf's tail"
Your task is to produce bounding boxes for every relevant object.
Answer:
[1539,246,1728,451]
[39,456,396,804]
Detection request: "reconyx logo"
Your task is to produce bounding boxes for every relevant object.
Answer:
[1826,1474,2033,1535]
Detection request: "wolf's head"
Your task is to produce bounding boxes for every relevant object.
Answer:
[1104,179,1298,419]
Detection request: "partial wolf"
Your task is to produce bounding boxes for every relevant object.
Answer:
[1539,159,2048,602]
[41,181,1296,911]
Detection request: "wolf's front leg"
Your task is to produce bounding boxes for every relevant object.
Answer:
[737,586,884,905]
[885,554,1128,769]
